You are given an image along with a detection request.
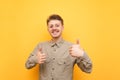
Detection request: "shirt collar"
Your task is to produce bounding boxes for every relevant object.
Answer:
[49,38,64,47]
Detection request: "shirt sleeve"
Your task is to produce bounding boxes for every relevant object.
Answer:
[25,43,41,69]
[76,52,92,73]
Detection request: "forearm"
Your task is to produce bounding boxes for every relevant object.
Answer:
[76,52,92,73]
[25,53,38,69]
[25,43,42,69]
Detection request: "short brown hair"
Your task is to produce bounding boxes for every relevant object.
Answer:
[47,14,64,25]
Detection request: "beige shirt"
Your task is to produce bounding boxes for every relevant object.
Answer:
[25,39,92,80]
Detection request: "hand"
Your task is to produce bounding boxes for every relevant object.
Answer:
[36,48,46,64]
[69,39,84,58]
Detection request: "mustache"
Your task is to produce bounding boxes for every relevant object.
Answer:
[51,29,59,33]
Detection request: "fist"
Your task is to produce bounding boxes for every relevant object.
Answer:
[69,39,84,58]
[36,48,46,64]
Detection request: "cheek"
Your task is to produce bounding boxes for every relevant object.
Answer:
[58,27,62,30]
[48,28,52,32]
[60,28,63,32]
[61,27,64,31]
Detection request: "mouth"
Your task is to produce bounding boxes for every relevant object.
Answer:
[51,30,59,35]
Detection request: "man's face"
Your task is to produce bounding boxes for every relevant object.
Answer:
[47,20,64,39]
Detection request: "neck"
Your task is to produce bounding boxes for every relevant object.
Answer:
[52,36,63,42]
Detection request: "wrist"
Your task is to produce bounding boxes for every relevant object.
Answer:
[77,50,84,58]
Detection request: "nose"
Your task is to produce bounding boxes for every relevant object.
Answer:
[52,26,56,29]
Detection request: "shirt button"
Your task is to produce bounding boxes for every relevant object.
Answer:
[53,58,55,60]
[52,68,54,70]
[52,78,54,80]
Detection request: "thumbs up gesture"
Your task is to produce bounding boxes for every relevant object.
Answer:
[36,48,46,64]
[69,39,84,58]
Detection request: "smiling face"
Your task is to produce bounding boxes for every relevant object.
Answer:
[47,20,64,39]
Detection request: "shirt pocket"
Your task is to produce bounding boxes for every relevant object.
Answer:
[57,58,71,66]
[56,58,72,74]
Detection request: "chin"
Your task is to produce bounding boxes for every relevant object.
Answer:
[52,36,59,38]
[51,34,59,37]
[51,35,60,38]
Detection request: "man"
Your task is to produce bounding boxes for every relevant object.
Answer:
[25,14,92,80]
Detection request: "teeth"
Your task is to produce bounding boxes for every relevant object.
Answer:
[52,30,59,35]
[53,31,57,34]
[52,31,58,35]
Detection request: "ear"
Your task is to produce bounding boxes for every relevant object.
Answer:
[62,25,64,30]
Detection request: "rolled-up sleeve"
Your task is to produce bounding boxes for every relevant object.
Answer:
[76,52,92,73]
[25,43,41,69]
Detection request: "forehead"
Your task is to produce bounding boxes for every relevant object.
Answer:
[48,20,62,25]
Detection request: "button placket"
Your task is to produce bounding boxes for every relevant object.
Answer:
[53,48,56,52]
[51,57,55,80]
[51,44,57,80]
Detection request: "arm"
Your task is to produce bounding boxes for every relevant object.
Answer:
[69,39,92,73]
[76,52,92,73]
[25,44,40,69]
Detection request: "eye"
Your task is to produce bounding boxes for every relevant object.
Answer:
[49,25,53,28]
[55,24,59,27]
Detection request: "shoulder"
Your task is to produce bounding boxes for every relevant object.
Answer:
[36,41,49,47]
[64,40,73,46]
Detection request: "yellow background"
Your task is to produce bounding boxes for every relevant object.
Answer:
[0,0,120,80]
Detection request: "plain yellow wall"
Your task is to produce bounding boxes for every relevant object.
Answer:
[0,0,120,80]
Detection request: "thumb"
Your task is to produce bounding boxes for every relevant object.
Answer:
[76,39,81,47]
[76,39,80,45]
